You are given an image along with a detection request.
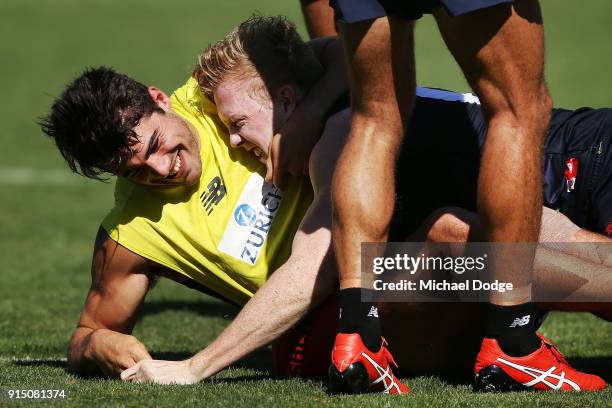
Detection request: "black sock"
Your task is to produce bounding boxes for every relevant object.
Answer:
[485,303,541,357]
[337,288,382,351]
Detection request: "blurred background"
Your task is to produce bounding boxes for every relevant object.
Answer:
[0,0,610,403]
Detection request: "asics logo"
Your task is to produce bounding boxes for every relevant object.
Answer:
[509,315,530,328]
[361,352,404,394]
[367,306,379,318]
[496,357,581,391]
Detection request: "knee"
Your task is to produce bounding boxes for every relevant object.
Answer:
[487,83,552,135]
[532,85,553,126]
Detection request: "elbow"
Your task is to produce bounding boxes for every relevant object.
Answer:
[66,327,97,376]
[66,333,85,375]
[66,341,83,375]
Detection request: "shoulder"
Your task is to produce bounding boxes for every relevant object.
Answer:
[306,36,340,58]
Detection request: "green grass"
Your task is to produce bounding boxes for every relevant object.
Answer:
[0,0,610,406]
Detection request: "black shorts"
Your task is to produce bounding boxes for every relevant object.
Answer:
[330,0,514,23]
[390,89,482,239]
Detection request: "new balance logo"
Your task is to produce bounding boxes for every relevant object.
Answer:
[360,352,403,394]
[496,357,581,391]
[367,306,379,318]
[509,315,530,328]
[200,176,226,215]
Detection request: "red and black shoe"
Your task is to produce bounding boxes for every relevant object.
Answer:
[474,334,606,392]
[329,333,410,394]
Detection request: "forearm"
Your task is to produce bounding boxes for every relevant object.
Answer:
[299,39,347,121]
[189,244,335,380]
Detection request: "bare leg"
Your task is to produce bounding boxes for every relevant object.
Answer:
[329,16,415,394]
[332,17,415,290]
[435,1,552,305]
[419,207,612,300]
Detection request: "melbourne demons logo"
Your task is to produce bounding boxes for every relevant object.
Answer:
[564,158,578,192]
[218,174,283,265]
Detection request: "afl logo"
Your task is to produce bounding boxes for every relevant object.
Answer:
[234,204,257,227]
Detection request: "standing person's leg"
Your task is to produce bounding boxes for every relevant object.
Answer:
[328,15,415,394]
[333,16,415,294]
[300,0,337,38]
[436,0,547,354]
[435,1,604,391]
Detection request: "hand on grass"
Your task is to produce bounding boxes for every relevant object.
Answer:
[88,329,152,377]
[120,359,200,384]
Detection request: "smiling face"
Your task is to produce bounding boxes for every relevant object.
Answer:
[117,87,202,186]
[214,75,295,164]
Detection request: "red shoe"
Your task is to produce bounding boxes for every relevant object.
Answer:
[474,334,606,392]
[329,333,410,394]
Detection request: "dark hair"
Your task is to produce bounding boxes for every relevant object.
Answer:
[194,15,323,101]
[40,67,163,180]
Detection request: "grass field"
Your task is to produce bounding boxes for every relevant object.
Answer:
[0,0,610,406]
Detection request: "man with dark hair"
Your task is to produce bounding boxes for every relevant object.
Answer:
[41,69,166,180]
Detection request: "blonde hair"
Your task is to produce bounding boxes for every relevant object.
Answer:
[194,15,323,102]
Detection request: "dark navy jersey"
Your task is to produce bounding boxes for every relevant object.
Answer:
[390,88,611,238]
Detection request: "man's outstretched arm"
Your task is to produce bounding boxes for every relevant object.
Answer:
[68,227,152,377]
[120,190,337,384]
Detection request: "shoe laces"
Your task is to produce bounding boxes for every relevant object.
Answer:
[540,336,569,365]
[381,338,399,368]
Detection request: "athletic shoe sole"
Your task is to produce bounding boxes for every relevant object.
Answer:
[474,364,532,392]
[328,361,370,394]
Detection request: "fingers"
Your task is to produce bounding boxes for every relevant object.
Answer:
[265,154,274,183]
[120,360,194,385]
[120,362,140,381]
[266,135,288,190]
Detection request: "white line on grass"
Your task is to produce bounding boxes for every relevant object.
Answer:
[0,357,67,363]
[0,167,86,186]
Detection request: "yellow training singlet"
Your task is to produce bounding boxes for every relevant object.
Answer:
[102,78,313,306]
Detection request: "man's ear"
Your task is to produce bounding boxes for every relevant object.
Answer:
[147,86,172,112]
[275,85,298,117]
